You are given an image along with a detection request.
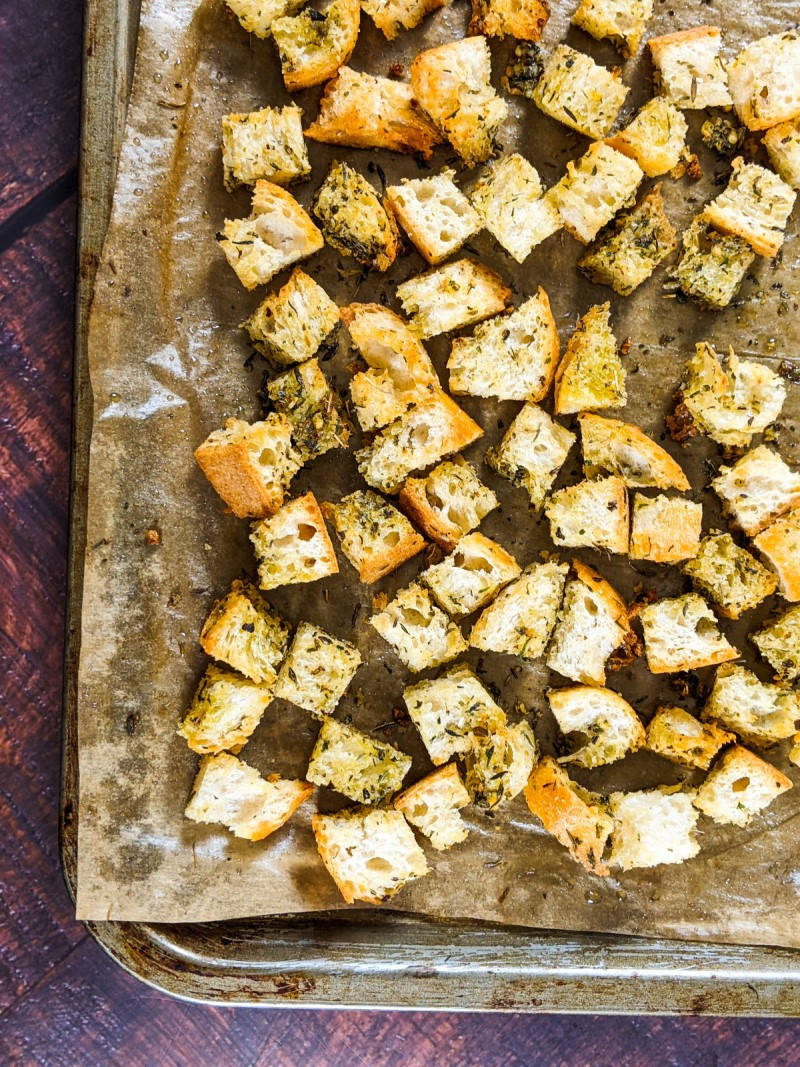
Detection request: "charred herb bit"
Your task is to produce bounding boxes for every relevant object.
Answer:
[607,627,643,672]
[502,41,544,99]
[779,359,800,384]
[700,115,745,158]
[666,394,701,444]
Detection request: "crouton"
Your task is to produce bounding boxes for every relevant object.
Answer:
[753,508,800,601]
[629,493,702,563]
[469,0,549,41]
[728,31,800,132]
[465,720,538,808]
[421,531,521,617]
[638,593,738,674]
[448,289,560,402]
[266,358,352,462]
[647,26,732,109]
[553,302,626,414]
[356,391,483,494]
[683,533,777,619]
[487,403,576,510]
[711,445,800,537]
[549,685,645,768]
[199,580,291,685]
[703,664,799,748]
[221,105,310,191]
[410,37,509,167]
[360,0,446,39]
[394,763,471,850]
[751,605,800,683]
[579,412,690,490]
[250,492,339,590]
[606,98,687,177]
[533,45,629,139]
[218,181,324,291]
[225,0,304,38]
[312,807,428,904]
[399,458,498,551]
[305,67,442,158]
[552,142,644,244]
[545,476,630,554]
[178,665,273,755]
[274,621,361,715]
[312,161,399,271]
[369,582,467,672]
[675,216,755,310]
[403,663,506,765]
[693,745,792,827]
[470,560,569,660]
[307,717,411,803]
[185,753,312,841]
[763,119,800,191]
[271,0,360,92]
[195,414,301,520]
[524,757,612,875]
[571,0,652,58]
[469,153,561,263]
[386,169,481,265]
[645,705,733,770]
[242,269,340,366]
[396,258,511,339]
[608,788,699,869]
[322,489,425,583]
[790,733,800,768]
[701,157,796,258]
[502,40,545,99]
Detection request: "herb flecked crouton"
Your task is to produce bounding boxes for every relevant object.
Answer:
[579,412,689,490]
[199,580,291,685]
[369,582,467,672]
[638,593,738,674]
[753,508,800,601]
[701,157,796,259]
[711,445,800,537]
[470,560,569,660]
[647,25,732,110]
[396,258,511,339]
[525,756,613,875]
[645,705,733,770]
[266,357,353,462]
[225,0,305,38]
[307,718,411,803]
[552,142,644,244]
[502,41,545,99]
[312,161,400,271]
[674,216,754,310]
[360,0,447,40]
[628,493,702,564]
[728,31,800,132]
[469,0,549,41]
[609,788,699,870]
[178,664,274,755]
[394,763,471,851]
[693,745,791,827]
[553,302,627,413]
[275,621,361,716]
[421,531,521,617]
[399,458,498,551]
[221,105,310,191]
[271,0,360,92]
[487,402,575,510]
[751,605,800,683]
[250,492,339,590]
[683,533,777,619]
[533,44,629,139]
[763,118,800,191]
[703,664,800,748]
[386,169,481,265]
[322,490,425,584]
[242,269,340,366]
[571,0,653,58]
[548,685,645,768]
[545,476,630,555]
[606,98,687,177]
[469,153,561,263]
[465,720,538,808]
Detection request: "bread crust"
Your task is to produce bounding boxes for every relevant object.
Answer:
[469,0,550,40]
[629,493,702,563]
[524,756,611,875]
[753,508,800,601]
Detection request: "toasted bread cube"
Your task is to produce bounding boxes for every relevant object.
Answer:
[629,493,702,563]
[694,745,792,827]
[250,492,339,590]
[421,532,521,617]
[305,67,442,158]
[533,45,629,139]
[242,269,339,366]
[470,560,569,660]
[394,763,470,850]
[399,459,498,551]
[266,358,352,462]
[552,142,643,245]
[712,446,800,537]
[312,161,399,271]
[502,40,545,98]
[370,582,467,672]
[386,169,481,266]
[525,757,612,875]
[200,580,291,685]
[410,37,509,167]
[753,509,800,601]
[312,807,428,904]
[307,718,411,803]
[221,106,310,191]
[487,403,576,510]
[356,392,483,494]
[470,0,548,39]
[764,119,800,191]
[702,158,796,259]
[404,663,506,765]
[322,490,425,584]
[195,415,301,520]
[703,664,799,748]
[751,605,800,683]
[274,621,361,715]
[646,706,733,770]
[397,258,511,339]
[647,26,732,109]
[465,720,538,808]
[218,181,324,291]
[609,788,699,869]
[272,0,360,92]
[675,216,755,310]
[728,31,800,132]
[683,534,777,619]
[606,98,687,177]
[185,753,312,841]
[554,302,626,414]
[545,476,629,554]
[579,412,689,491]
[225,0,304,38]
[639,593,738,674]
[470,153,561,263]
[572,0,652,57]
[178,665,273,755]
[361,0,446,39]
[790,733,800,768]
[550,685,645,768]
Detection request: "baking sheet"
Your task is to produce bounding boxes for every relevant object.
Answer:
[76,0,800,942]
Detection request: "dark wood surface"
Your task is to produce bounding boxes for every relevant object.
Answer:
[3,1,800,1063]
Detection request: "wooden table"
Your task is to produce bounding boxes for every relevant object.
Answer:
[2,1,800,1061]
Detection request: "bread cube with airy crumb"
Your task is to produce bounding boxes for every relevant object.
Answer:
[465,720,538,808]
[386,169,481,266]
[694,745,792,827]
[646,705,733,770]
[487,403,576,510]
[712,446,800,537]
[675,216,755,310]
[399,459,498,551]
[579,412,689,490]
[370,582,467,672]
[272,0,360,92]
[185,752,312,840]
[470,153,561,263]
[639,593,738,674]
[703,664,799,748]
[470,560,568,660]
[250,492,338,591]
[552,142,643,244]
[533,45,629,139]
[629,493,702,563]
[312,807,428,904]
[609,788,699,869]
[178,665,274,755]
[312,161,399,272]
[397,258,511,339]
[545,476,629,555]
[525,756,612,875]
[753,508,800,601]
[361,0,446,40]
[195,414,301,520]
[751,605,800,683]
[395,763,471,850]
[242,269,340,366]
[549,685,645,768]
[728,31,800,132]
[683,534,777,619]
[266,358,352,462]
[469,0,549,40]
[606,98,687,176]
[764,119,800,191]
[200,580,291,685]
[571,0,652,57]
[702,158,796,258]
[274,621,361,716]
[421,532,521,617]
[221,106,310,191]
[225,0,305,38]
[307,718,411,804]
[554,302,627,414]
[647,26,732,109]
[322,490,425,584]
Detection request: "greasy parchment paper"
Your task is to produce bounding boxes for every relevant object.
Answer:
[76,0,800,943]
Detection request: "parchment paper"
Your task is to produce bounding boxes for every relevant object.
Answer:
[76,0,800,944]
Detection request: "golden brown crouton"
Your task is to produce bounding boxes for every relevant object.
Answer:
[272,0,360,92]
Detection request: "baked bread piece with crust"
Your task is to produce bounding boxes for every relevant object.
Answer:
[399,459,498,551]
[386,169,481,265]
[272,0,360,92]
[711,445,800,537]
[312,161,400,271]
[361,0,447,39]
[487,403,576,510]
[548,684,645,768]
[421,531,521,617]
[545,476,630,554]
[394,763,471,850]
[753,508,800,601]
[307,717,411,803]
[629,493,702,563]
[469,0,549,40]
[645,706,733,770]
[221,105,310,190]
[225,0,305,38]
[703,664,799,748]
[370,582,467,672]
[675,217,754,310]
[322,490,425,583]
[274,621,361,715]
[552,142,643,244]
[470,153,561,263]
[606,98,687,177]
[465,720,538,808]
[178,665,274,755]
[242,269,340,365]
[763,119,800,191]
[396,258,511,339]
[579,412,689,490]
[609,788,699,869]
[554,302,626,414]
[524,756,612,875]
[266,358,353,462]
[683,533,777,619]
[647,26,732,109]
[470,560,568,660]
[533,45,629,139]
[751,605,800,683]
[693,745,792,827]
[638,593,738,674]
[571,0,652,58]
[701,157,796,258]
[728,31,800,132]
[250,492,339,590]
[200,580,291,685]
